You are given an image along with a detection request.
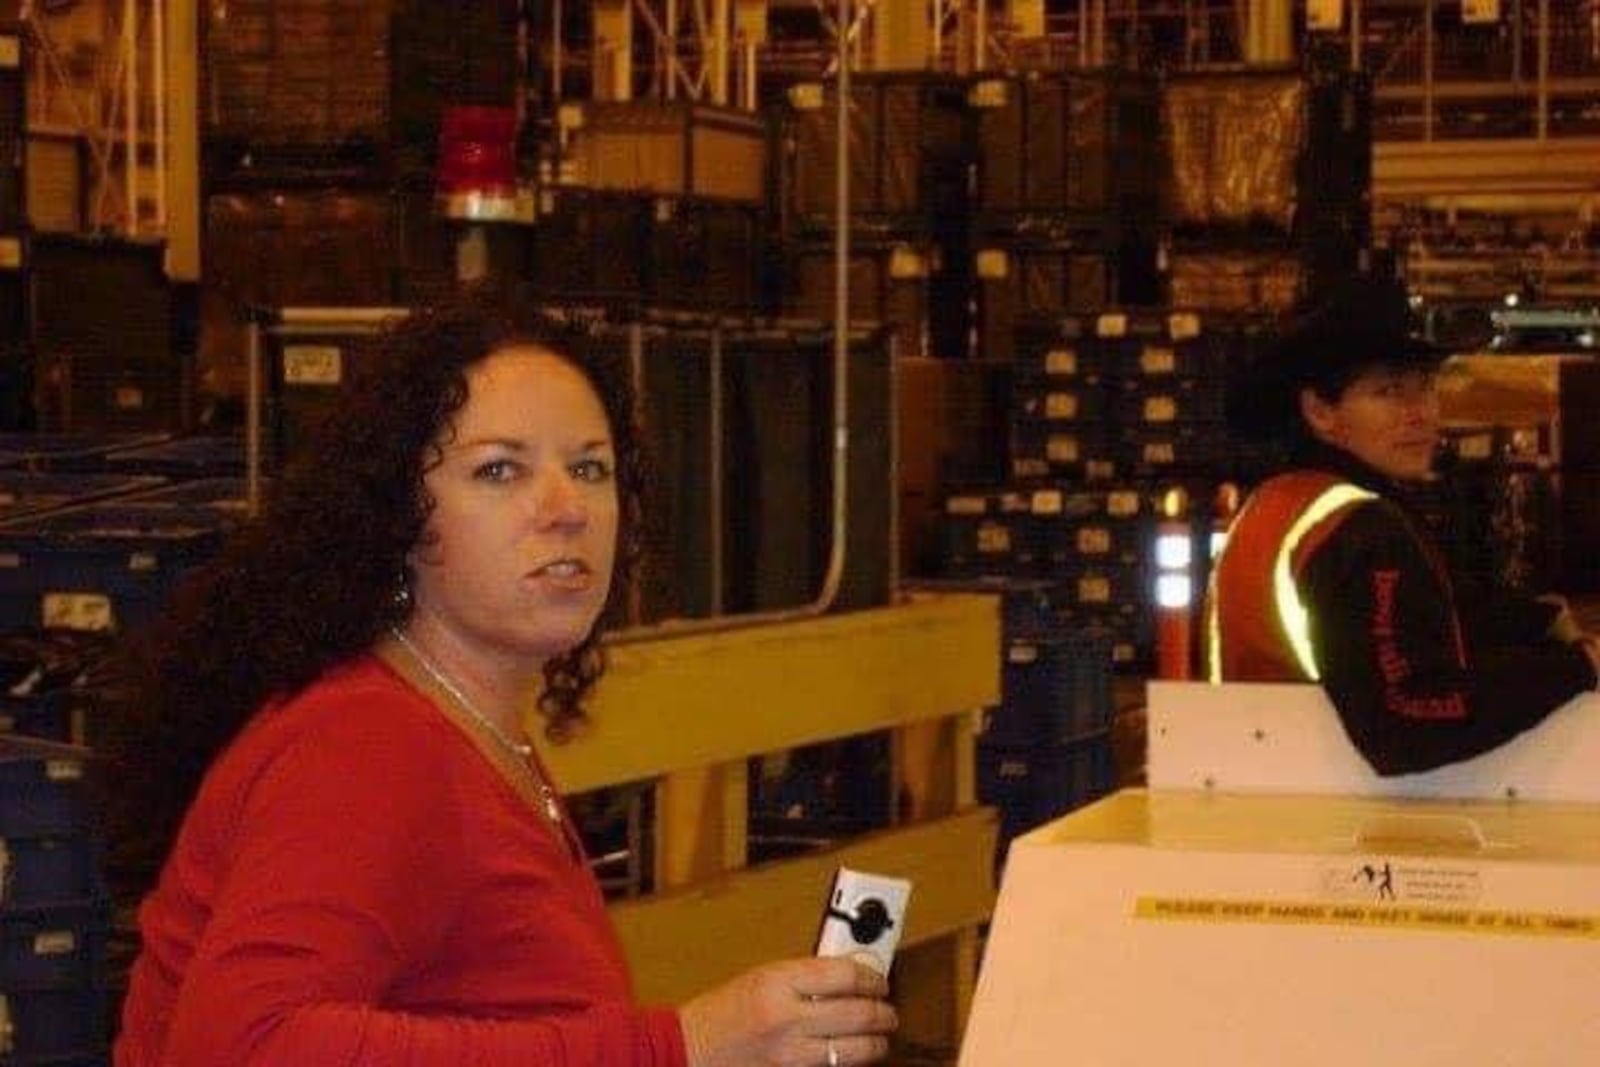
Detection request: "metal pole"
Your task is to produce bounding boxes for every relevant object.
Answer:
[1423,0,1434,142]
[123,0,138,234]
[666,0,678,99]
[836,0,851,353]
[1184,0,1195,67]
[163,0,204,280]
[553,0,564,105]
[1537,0,1550,140]
[627,322,647,626]
[153,0,166,228]
[246,319,263,518]
[823,0,852,612]
[976,0,988,71]
[1077,0,1088,66]
[713,0,730,104]
[1094,0,1106,66]
[1130,0,1140,69]
[743,36,757,110]
[1512,0,1523,84]
[709,327,725,615]
[1349,0,1361,71]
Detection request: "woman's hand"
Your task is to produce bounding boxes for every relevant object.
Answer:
[679,957,897,1067]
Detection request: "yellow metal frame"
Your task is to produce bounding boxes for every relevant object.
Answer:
[534,593,1002,1054]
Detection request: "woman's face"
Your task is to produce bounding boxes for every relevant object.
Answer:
[410,345,619,669]
[1300,365,1440,482]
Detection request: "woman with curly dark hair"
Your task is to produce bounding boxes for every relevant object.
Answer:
[110,292,896,1067]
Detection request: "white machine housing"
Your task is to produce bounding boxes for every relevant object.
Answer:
[959,684,1600,1066]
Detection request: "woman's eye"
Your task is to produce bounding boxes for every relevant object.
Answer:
[571,457,613,483]
[474,459,517,482]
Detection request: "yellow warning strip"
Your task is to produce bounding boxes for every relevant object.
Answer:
[1134,897,1600,941]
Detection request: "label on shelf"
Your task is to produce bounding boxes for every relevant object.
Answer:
[1046,348,1078,375]
[1078,527,1112,555]
[282,345,345,387]
[42,593,113,633]
[1140,346,1177,375]
[977,522,1012,555]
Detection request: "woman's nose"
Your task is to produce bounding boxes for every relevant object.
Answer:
[533,466,587,527]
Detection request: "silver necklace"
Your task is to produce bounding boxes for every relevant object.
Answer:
[389,626,563,827]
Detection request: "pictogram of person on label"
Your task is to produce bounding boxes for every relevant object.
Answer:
[1354,862,1396,900]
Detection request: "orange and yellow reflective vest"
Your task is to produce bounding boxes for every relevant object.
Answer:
[1205,470,1378,683]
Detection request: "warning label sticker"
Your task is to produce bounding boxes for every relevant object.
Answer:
[1320,860,1483,906]
[1134,897,1600,941]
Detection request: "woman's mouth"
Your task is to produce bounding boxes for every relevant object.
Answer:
[526,558,595,592]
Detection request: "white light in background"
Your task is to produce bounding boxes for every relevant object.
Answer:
[1156,574,1193,610]
[1155,533,1192,571]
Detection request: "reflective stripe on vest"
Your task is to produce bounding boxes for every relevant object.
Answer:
[1207,482,1378,683]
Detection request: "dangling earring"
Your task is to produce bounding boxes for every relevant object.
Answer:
[392,573,414,612]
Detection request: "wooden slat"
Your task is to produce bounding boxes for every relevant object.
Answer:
[655,762,749,888]
[610,808,998,1005]
[536,594,1001,793]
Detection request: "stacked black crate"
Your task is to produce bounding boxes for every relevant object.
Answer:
[1099,310,1235,663]
[906,579,1117,863]
[776,74,972,359]
[548,101,771,315]
[1102,310,1230,484]
[1028,482,1155,672]
[0,25,26,430]
[1002,309,1247,667]
[1161,64,1372,317]
[524,186,766,316]
[29,236,184,434]
[1008,315,1117,484]
[968,70,1164,363]
[205,1,405,279]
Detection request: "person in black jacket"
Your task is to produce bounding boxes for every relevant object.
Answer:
[1206,275,1600,775]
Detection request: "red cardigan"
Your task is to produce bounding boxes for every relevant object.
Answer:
[115,655,687,1067]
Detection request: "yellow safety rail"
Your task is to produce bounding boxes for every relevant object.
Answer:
[534,592,1002,1058]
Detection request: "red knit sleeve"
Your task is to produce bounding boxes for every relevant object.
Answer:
[158,686,688,1067]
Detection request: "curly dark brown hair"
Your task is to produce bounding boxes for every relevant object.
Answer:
[104,290,645,879]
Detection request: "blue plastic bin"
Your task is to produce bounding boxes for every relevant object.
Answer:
[0,903,108,989]
[977,733,1117,852]
[0,503,227,632]
[0,836,106,914]
[0,755,92,840]
[0,985,109,1060]
[982,630,1115,746]
[0,691,77,744]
